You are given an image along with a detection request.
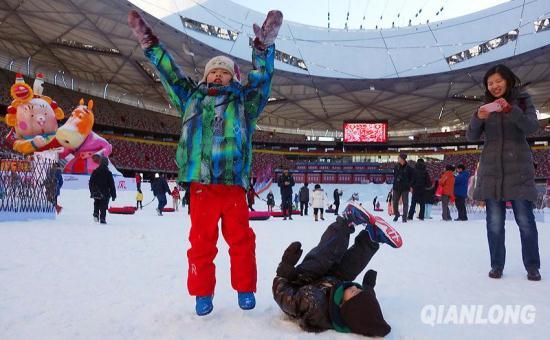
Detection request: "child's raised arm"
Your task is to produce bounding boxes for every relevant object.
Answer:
[128,10,195,116]
[244,10,283,122]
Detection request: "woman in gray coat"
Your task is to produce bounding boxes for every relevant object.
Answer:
[467,64,540,281]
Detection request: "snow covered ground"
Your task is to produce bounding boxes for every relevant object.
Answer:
[1,183,549,339]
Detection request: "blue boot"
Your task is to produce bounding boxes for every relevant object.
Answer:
[237,292,256,310]
[342,201,374,226]
[343,201,403,248]
[364,215,403,248]
[195,296,213,316]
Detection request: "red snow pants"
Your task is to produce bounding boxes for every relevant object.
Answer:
[187,182,257,296]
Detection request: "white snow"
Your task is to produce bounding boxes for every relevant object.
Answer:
[1,183,548,339]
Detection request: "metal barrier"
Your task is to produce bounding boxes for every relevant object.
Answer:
[0,153,57,221]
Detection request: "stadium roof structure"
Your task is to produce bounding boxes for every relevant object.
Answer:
[0,0,549,137]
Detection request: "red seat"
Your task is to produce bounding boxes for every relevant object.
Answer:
[108,206,136,214]
[249,211,271,220]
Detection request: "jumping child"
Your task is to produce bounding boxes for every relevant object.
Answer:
[128,9,283,316]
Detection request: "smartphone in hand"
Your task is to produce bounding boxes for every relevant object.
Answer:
[480,101,502,113]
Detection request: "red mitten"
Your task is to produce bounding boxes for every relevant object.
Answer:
[128,10,159,49]
[253,10,283,50]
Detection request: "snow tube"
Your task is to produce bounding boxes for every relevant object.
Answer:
[108,206,136,214]
[249,211,271,220]
[162,207,176,212]
[325,208,336,214]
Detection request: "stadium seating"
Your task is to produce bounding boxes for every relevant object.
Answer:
[1,68,549,180]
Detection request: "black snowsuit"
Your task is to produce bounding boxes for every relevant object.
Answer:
[151,177,170,212]
[277,173,295,218]
[333,189,342,215]
[266,192,275,208]
[272,217,389,336]
[299,185,310,216]
[392,163,414,220]
[407,162,431,220]
[89,158,116,223]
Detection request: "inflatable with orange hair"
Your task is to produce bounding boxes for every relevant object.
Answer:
[57,99,113,174]
[4,73,65,154]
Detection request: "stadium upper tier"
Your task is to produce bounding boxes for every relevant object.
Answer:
[0,0,548,133]
[159,0,550,78]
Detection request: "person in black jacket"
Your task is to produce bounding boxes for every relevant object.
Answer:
[407,158,431,220]
[89,156,116,224]
[424,179,437,219]
[333,188,343,215]
[272,202,401,337]
[392,153,414,222]
[151,173,170,216]
[277,168,295,220]
[266,190,275,212]
[45,162,64,214]
[299,182,310,216]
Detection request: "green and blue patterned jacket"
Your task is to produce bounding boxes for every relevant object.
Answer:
[144,43,275,189]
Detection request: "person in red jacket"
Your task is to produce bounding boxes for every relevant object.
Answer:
[439,165,456,221]
[171,186,181,211]
[135,172,142,191]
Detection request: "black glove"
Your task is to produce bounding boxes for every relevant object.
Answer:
[276,241,302,280]
[362,269,377,288]
[282,241,302,266]
[276,262,297,281]
[112,196,116,202]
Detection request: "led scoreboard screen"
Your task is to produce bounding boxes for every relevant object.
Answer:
[343,121,388,143]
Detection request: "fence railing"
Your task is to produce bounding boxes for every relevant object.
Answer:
[0,156,57,216]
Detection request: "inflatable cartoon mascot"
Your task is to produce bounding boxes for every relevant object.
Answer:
[56,99,113,174]
[5,73,65,154]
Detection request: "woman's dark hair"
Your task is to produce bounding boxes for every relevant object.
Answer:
[445,164,455,171]
[483,64,521,102]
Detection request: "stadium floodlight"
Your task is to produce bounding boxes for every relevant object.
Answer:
[249,38,307,70]
[446,28,519,66]
[534,18,550,32]
[180,16,239,41]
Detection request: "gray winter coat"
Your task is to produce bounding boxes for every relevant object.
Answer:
[466,91,539,202]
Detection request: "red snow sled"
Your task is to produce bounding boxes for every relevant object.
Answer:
[162,207,176,212]
[108,206,137,214]
[249,211,271,220]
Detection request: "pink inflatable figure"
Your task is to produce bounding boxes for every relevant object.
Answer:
[56,99,113,174]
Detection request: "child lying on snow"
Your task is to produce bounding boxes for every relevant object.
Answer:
[272,201,402,337]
